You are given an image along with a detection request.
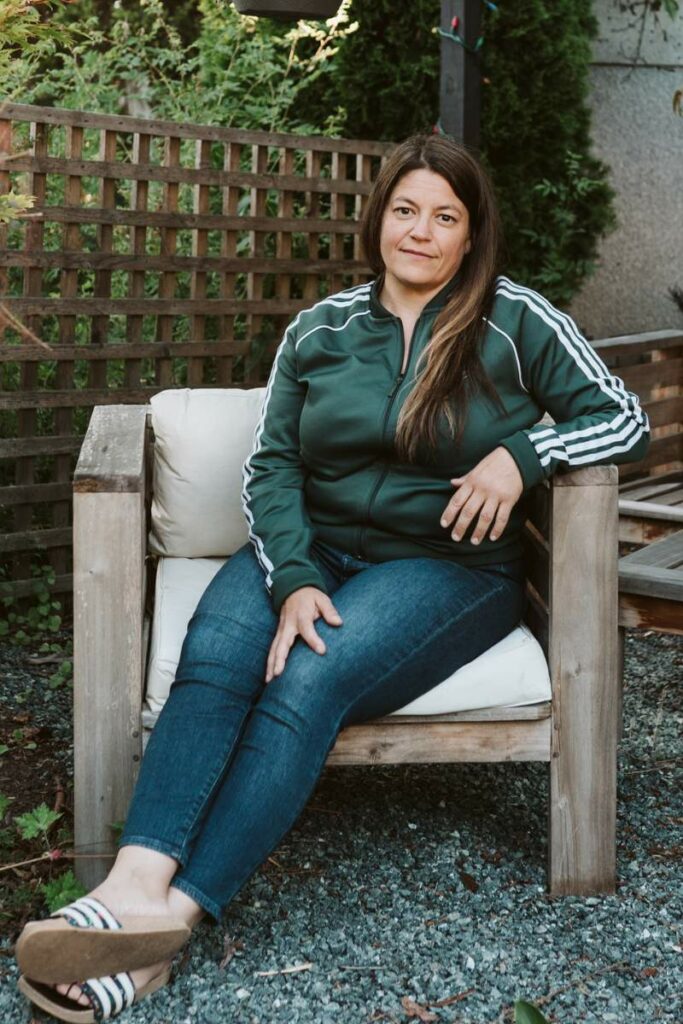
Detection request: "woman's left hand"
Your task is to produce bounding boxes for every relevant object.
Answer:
[440,446,524,545]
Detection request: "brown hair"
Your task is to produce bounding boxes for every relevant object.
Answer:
[360,133,507,464]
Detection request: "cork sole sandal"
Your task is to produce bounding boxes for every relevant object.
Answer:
[15,896,190,984]
[18,963,173,1022]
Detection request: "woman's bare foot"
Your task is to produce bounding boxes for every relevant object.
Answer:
[48,855,205,1008]
[53,957,173,1009]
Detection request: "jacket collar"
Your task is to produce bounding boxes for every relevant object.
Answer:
[369,268,462,320]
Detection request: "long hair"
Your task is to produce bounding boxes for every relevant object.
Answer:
[359,134,507,464]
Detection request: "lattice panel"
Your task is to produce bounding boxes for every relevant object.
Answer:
[0,103,392,601]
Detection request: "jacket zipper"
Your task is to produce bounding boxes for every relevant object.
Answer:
[356,319,409,559]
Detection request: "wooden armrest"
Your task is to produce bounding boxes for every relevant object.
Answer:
[74,404,150,493]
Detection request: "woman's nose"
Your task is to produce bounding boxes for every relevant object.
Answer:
[410,217,431,239]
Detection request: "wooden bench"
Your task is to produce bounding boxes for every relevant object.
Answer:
[591,330,682,547]
[619,529,683,636]
[591,330,682,641]
[72,403,622,899]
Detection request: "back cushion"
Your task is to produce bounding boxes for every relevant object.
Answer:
[149,387,266,558]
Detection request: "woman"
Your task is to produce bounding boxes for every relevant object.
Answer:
[15,134,650,1022]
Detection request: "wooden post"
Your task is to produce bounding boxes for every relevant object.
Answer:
[439,0,482,148]
[548,466,620,894]
[73,406,149,889]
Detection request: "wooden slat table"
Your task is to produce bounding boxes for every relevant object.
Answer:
[619,470,683,545]
[618,528,683,635]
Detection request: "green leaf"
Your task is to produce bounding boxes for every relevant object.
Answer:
[0,746,9,757]
[514,1000,550,1024]
[40,869,88,914]
[0,793,15,816]
[14,803,63,841]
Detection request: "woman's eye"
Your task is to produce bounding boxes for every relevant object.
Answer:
[394,207,412,215]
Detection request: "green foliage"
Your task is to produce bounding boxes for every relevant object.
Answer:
[295,0,618,305]
[0,0,77,99]
[0,190,36,224]
[478,0,617,304]
[1,565,64,642]
[297,0,439,141]
[514,1001,549,1024]
[40,868,87,913]
[14,802,62,842]
[19,0,354,136]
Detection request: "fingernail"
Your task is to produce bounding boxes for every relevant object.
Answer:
[440,519,447,527]
[472,538,479,545]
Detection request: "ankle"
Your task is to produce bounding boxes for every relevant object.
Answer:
[105,845,178,898]
[167,886,206,930]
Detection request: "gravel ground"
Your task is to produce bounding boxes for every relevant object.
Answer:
[1,627,681,1024]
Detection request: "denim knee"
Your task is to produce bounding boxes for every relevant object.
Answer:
[173,608,269,699]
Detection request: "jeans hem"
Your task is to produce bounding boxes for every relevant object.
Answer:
[169,876,222,926]
[118,835,187,869]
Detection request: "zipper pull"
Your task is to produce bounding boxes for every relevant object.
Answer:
[387,372,406,399]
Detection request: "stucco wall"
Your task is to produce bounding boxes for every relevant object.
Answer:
[566,0,683,338]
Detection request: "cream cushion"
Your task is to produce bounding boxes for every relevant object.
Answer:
[149,387,266,557]
[143,556,552,720]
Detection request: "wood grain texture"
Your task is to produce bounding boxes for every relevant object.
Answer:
[73,405,148,492]
[73,489,146,888]
[548,465,620,894]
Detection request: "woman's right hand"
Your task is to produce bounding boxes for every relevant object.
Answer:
[265,587,344,684]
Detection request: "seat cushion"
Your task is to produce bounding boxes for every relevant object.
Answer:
[149,387,266,558]
[144,557,552,718]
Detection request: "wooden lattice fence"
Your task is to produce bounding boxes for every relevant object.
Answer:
[0,103,393,606]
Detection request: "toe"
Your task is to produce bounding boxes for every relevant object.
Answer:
[55,981,92,1007]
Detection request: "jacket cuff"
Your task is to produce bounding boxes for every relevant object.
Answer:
[270,567,330,615]
[497,431,547,492]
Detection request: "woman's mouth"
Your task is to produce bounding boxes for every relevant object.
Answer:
[400,249,433,259]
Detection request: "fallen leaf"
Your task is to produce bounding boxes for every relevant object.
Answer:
[459,869,478,892]
[401,995,438,1021]
[218,934,244,970]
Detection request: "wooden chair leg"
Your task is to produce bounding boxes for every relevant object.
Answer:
[548,467,619,894]
[617,625,626,744]
[73,407,148,890]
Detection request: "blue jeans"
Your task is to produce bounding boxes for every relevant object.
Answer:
[119,538,527,924]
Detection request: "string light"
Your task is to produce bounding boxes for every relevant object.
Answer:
[433,1,498,133]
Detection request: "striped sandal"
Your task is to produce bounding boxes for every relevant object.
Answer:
[15,895,190,984]
[18,962,173,1022]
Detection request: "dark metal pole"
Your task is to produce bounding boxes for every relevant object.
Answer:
[439,0,482,151]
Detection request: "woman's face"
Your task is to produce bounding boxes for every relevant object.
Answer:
[379,168,472,298]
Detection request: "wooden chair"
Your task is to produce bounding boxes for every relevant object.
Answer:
[72,402,621,897]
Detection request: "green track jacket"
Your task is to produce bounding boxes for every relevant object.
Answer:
[241,273,650,613]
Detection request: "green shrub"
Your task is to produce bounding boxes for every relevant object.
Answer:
[297,0,617,304]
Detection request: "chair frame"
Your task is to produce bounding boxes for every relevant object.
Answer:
[72,403,621,896]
